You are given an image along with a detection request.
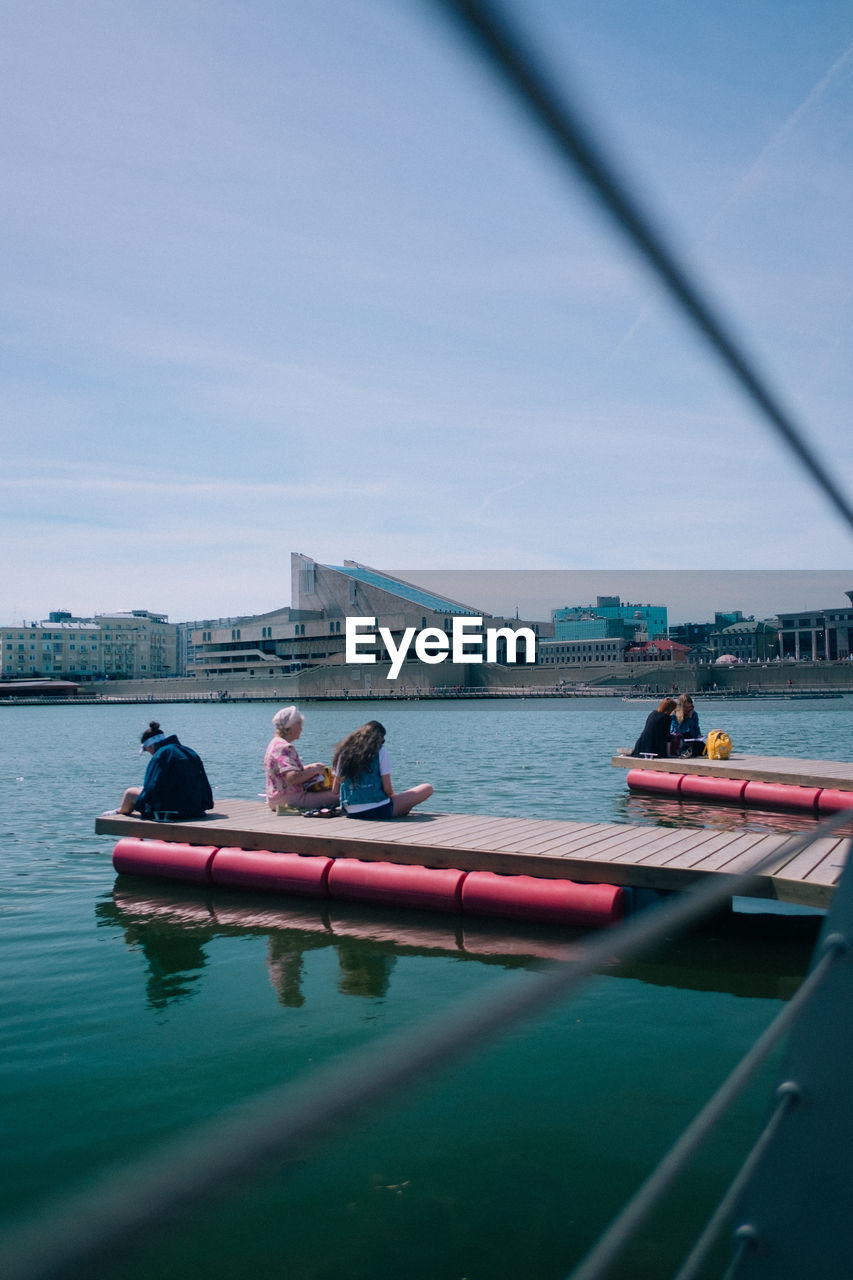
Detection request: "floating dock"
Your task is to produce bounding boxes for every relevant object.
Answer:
[95,797,851,910]
[611,753,853,790]
[612,752,853,817]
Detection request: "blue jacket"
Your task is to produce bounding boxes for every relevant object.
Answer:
[671,711,701,739]
[340,753,386,809]
[134,736,214,819]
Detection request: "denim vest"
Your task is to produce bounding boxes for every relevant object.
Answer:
[340,753,385,808]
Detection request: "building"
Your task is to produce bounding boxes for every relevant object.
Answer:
[537,637,628,666]
[714,610,745,630]
[624,639,691,663]
[2,620,101,680]
[1,610,178,682]
[553,596,667,643]
[709,620,779,663]
[669,621,714,647]
[188,554,546,680]
[775,595,853,661]
[98,611,178,679]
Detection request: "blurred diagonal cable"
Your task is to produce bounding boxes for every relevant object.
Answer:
[429,0,853,534]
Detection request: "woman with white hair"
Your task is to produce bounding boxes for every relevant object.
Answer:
[263,705,337,812]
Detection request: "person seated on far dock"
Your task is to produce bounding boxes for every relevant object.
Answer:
[118,721,214,820]
[671,694,705,757]
[264,705,338,812]
[332,720,433,820]
[631,698,678,758]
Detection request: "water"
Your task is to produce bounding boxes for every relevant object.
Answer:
[1,696,849,1278]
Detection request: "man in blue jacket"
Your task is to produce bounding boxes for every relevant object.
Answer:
[118,721,214,820]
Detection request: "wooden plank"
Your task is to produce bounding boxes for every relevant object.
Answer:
[686,833,784,875]
[772,837,847,885]
[620,827,742,870]
[430,816,552,849]
[468,821,608,854]
[562,825,682,861]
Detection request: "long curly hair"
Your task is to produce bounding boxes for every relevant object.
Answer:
[333,721,386,782]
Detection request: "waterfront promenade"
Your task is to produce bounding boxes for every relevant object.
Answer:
[6,684,851,707]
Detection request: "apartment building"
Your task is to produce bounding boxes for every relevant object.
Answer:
[1,610,178,681]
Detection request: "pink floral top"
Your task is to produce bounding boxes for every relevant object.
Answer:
[264,737,306,809]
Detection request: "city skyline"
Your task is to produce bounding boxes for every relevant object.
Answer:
[4,568,853,631]
[3,2,853,621]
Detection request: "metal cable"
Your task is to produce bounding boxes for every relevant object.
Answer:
[428,0,853,534]
[672,1080,802,1280]
[566,934,846,1280]
[2,811,850,1280]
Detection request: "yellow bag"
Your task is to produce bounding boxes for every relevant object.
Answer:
[704,729,732,760]
[306,765,334,792]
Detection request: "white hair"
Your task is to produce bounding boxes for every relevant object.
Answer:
[272,705,303,734]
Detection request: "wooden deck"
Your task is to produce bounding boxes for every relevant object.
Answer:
[95,799,851,909]
[611,752,853,790]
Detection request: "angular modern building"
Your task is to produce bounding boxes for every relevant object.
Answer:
[188,553,544,682]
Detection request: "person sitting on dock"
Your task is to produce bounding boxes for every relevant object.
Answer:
[118,721,214,820]
[630,698,678,758]
[332,720,433,820]
[670,694,705,757]
[264,705,338,812]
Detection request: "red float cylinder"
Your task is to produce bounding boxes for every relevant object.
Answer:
[817,789,853,814]
[211,848,332,897]
[680,775,748,803]
[461,871,624,928]
[743,781,821,811]
[625,768,684,795]
[112,838,218,883]
[327,859,466,912]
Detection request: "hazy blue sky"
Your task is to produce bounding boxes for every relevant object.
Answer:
[3,0,852,624]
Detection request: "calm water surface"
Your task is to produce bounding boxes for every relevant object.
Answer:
[1,696,848,1278]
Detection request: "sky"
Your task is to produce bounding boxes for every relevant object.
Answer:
[3,0,853,626]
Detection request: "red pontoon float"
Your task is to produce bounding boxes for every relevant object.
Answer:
[110,839,625,929]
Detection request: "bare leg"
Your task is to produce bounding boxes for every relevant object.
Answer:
[119,786,141,815]
[392,784,433,817]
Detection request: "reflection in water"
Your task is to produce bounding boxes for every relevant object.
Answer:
[95,882,561,1011]
[266,929,334,1008]
[96,876,820,1013]
[335,942,396,999]
[615,908,820,1001]
[97,907,208,1010]
[621,791,830,835]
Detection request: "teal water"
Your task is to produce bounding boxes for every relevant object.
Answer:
[0,697,848,1278]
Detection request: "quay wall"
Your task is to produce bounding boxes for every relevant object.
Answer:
[14,656,852,704]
